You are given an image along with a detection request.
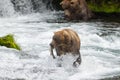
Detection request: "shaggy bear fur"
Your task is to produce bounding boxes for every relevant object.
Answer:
[60,0,93,20]
[50,29,81,67]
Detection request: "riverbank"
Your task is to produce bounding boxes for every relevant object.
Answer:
[87,0,120,13]
[93,12,120,22]
[51,0,120,22]
[52,0,120,13]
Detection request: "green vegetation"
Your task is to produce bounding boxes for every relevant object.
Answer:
[87,0,120,13]
[52,0,120,13]
[0,34,21,50]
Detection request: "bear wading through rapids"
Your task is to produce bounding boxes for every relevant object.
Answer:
[50,29,81,67]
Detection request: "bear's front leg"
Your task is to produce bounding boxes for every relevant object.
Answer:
[50,43,56,59]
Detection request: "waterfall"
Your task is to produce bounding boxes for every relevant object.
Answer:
[0,0,53,17]
[0,0,16,17]
[11,0,33,14]
[31,0,49,12]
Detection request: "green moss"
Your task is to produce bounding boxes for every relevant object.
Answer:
[0,34,21,50]
[51,0,120,13]
[87,0,120,13]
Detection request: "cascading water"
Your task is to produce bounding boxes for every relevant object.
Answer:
[11,0,33,14]
[0,0,15,17]
[0,0,120,80]
[0,0,52,17]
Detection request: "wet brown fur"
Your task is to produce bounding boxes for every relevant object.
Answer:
[50,29,81,66]
[60,0,93,20]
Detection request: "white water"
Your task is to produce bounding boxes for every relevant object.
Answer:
[0,0,120,79]
[0,12,120,80]
[0,0,15,17]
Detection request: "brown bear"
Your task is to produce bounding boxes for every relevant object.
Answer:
[50,29,81,67]
[60,0,93,20]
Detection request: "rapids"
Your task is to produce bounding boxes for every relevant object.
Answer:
[0,0,120,80]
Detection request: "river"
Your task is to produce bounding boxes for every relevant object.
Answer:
[0,0,120,80]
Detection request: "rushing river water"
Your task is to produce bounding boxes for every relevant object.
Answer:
[0,10,120,80]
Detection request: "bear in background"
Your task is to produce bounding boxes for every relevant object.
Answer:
[60,0,93,20]
[50,29,81,67]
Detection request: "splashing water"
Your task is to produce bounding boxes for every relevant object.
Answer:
[0,0,120,80]
[0,13,120,80]
[0,0,15,17]
[0,0,49,17]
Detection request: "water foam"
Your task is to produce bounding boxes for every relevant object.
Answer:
[0,13,120,80]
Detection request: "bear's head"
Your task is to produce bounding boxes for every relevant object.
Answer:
[60,0,71,9]
[60,0,80,10]
[50,30,65,48]
[70,0,80,11]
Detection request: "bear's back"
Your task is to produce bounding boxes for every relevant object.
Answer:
[63,29,80,50]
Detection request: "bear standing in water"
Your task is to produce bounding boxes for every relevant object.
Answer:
[50,29,81,67]
[60,0,93,20]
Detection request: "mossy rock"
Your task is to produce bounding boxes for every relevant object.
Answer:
[0,34,21,50]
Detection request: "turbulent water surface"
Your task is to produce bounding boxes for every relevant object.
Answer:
[0,12,120,80]
[0,0,120,79]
